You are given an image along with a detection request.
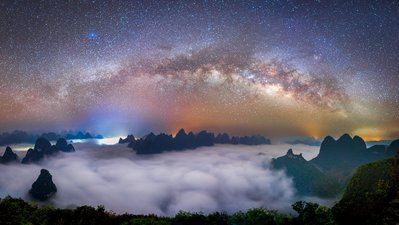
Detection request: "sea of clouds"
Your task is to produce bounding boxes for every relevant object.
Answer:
[0,142,324,216]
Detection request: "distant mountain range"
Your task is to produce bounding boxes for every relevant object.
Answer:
[0,130,104,146]
[271,134,399,197]
[119,129,271,154]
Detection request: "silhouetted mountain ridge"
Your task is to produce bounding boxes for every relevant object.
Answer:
[0,146,19,164]
[118,135,135,144]
[311,133,394,174]
[119,129,271,154]
[21,137,75,164]
[272,149,341,197]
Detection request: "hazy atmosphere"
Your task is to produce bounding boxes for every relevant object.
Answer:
[0,1,398,224]
[0,142,321,215]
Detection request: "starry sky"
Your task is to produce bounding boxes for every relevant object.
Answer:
[0,0,398,140]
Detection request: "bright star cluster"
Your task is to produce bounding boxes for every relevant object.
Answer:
[0,0,398,140]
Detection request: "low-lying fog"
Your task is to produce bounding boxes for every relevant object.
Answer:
[0,142,329,216]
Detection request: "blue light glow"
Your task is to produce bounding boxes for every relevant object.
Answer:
[87,31,98,39]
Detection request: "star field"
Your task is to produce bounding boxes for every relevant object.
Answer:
[0,0,398,140]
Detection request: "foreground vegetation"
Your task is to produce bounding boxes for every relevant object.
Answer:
[1,143,398,224]
[333,158,399,224]
[1,153,398,225]
[0,196,336,225]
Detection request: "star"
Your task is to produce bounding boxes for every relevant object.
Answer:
[0,0,397,140]
[87,31,98,40]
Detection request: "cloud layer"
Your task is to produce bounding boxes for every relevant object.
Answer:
[0,143,320,215]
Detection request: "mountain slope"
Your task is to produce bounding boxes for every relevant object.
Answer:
[332,157,398,224]
[272,149,341,197]
[272,135,399,198]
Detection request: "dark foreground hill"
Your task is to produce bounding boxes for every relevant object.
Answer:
[332,157,399,224]
[29,169,57,201]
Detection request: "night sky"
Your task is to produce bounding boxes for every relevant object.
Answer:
[0,0,398,140]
